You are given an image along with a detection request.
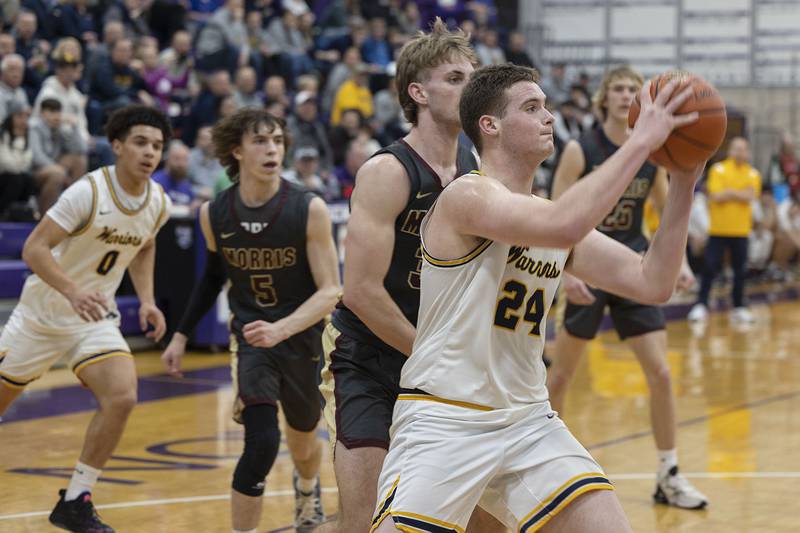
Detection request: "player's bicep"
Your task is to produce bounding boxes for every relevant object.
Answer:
[566,230,647,301]
[26,216,71,252]
[343,156,409,289]
[306,197,340,290]
[551,140,585,200]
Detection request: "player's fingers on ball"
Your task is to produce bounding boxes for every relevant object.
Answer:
[673,111,699,127]
[654,78,679,105]
[639,80,653,104]
[665,85,695,113]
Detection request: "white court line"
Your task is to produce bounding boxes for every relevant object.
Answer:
[0,487,339,521]
[3,473,800,521]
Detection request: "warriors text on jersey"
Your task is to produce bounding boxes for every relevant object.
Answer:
[578,128,657,252]
[400,216,569,409]
[209,179,319,329]
[17,166,170,331]
[332,139,478,355]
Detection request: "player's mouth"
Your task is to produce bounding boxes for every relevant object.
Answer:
[140,162,154,172]
[263,162,279,170]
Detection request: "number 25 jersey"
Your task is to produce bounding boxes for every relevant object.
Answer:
[400,217,569,409]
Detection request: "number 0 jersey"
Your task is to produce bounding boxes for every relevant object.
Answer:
[578,128,657,252]
[400,213,569,409]
[17,166,170,331]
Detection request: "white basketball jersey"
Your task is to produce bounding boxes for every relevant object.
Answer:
[400,224,569,409]
[18,166,168,330]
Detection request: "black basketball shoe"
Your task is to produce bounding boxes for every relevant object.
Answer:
[49,489,115,532]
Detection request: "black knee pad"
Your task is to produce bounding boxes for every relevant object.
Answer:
[232,404,281,496]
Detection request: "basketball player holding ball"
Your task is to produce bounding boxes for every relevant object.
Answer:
[547,66,718,510]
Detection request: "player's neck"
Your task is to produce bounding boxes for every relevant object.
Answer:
[115,165,147,196]
[405,117,460,183]
[480,152,536,195]
[239,173,280,207]
[603,117,630,146]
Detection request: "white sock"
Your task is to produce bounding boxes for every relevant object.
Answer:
[297,475,316,494]
[64,461,101,501]
[657,449,678,476]
[232,529,256,533]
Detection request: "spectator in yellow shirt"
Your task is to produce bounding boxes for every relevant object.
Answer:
[688,137,761,323]
[330,64,373,126]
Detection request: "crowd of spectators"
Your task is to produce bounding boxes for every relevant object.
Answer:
[1,0,537,220]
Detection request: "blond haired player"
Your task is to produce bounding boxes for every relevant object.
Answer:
[546,66,707,510]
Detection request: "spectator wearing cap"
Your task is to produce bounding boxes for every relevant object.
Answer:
[330,63,373,126]
[0,53,28,123]
[287,90,333,172]
[33,42,88,145]
[284,145,341,201]
[152,140,197,207]
[188,126,224,200]
[0,100,36,217]
[29,98,87,189]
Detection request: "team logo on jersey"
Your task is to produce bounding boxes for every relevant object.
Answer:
[400,209,426,236]
[240,221,268,234]
[507,246,561,279]
[96,226,143,247]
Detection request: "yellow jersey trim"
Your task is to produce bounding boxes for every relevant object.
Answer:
[70,175,97,236]
[72,351,132,376]
[392,511,465,533]
[369,476,400,533]
[396,394,494,412]
[103,166,151,216]
[518,472,613,532]
[0,370,34,389]
[421,239,493,268]
[153,182,167,233]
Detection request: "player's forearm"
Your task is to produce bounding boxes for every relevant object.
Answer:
[554,137,651,243]
[274,284,340,339]
[128,243,156,305]
[343,286,415,356]
[22,242,79,299]
[639,180,695,302]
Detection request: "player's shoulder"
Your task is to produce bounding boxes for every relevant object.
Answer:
[442,171,504,201]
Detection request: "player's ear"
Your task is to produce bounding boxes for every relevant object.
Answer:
[111,138,123,157]
[407,81,427,106]
[232,145,243,161]
[478,115,498,138]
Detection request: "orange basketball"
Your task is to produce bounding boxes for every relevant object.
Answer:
[628,71,727,172]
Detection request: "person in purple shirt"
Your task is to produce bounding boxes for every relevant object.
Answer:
[152,140,195,207]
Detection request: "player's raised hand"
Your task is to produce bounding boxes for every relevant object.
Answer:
[67,288,108,322]
[563,272,596,305]
[139,302,166,342]
[243,320,288,348]
[632,79,699,153]
[161,332,187,377]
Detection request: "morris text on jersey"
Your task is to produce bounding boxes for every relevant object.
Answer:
[222,246,297,271]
